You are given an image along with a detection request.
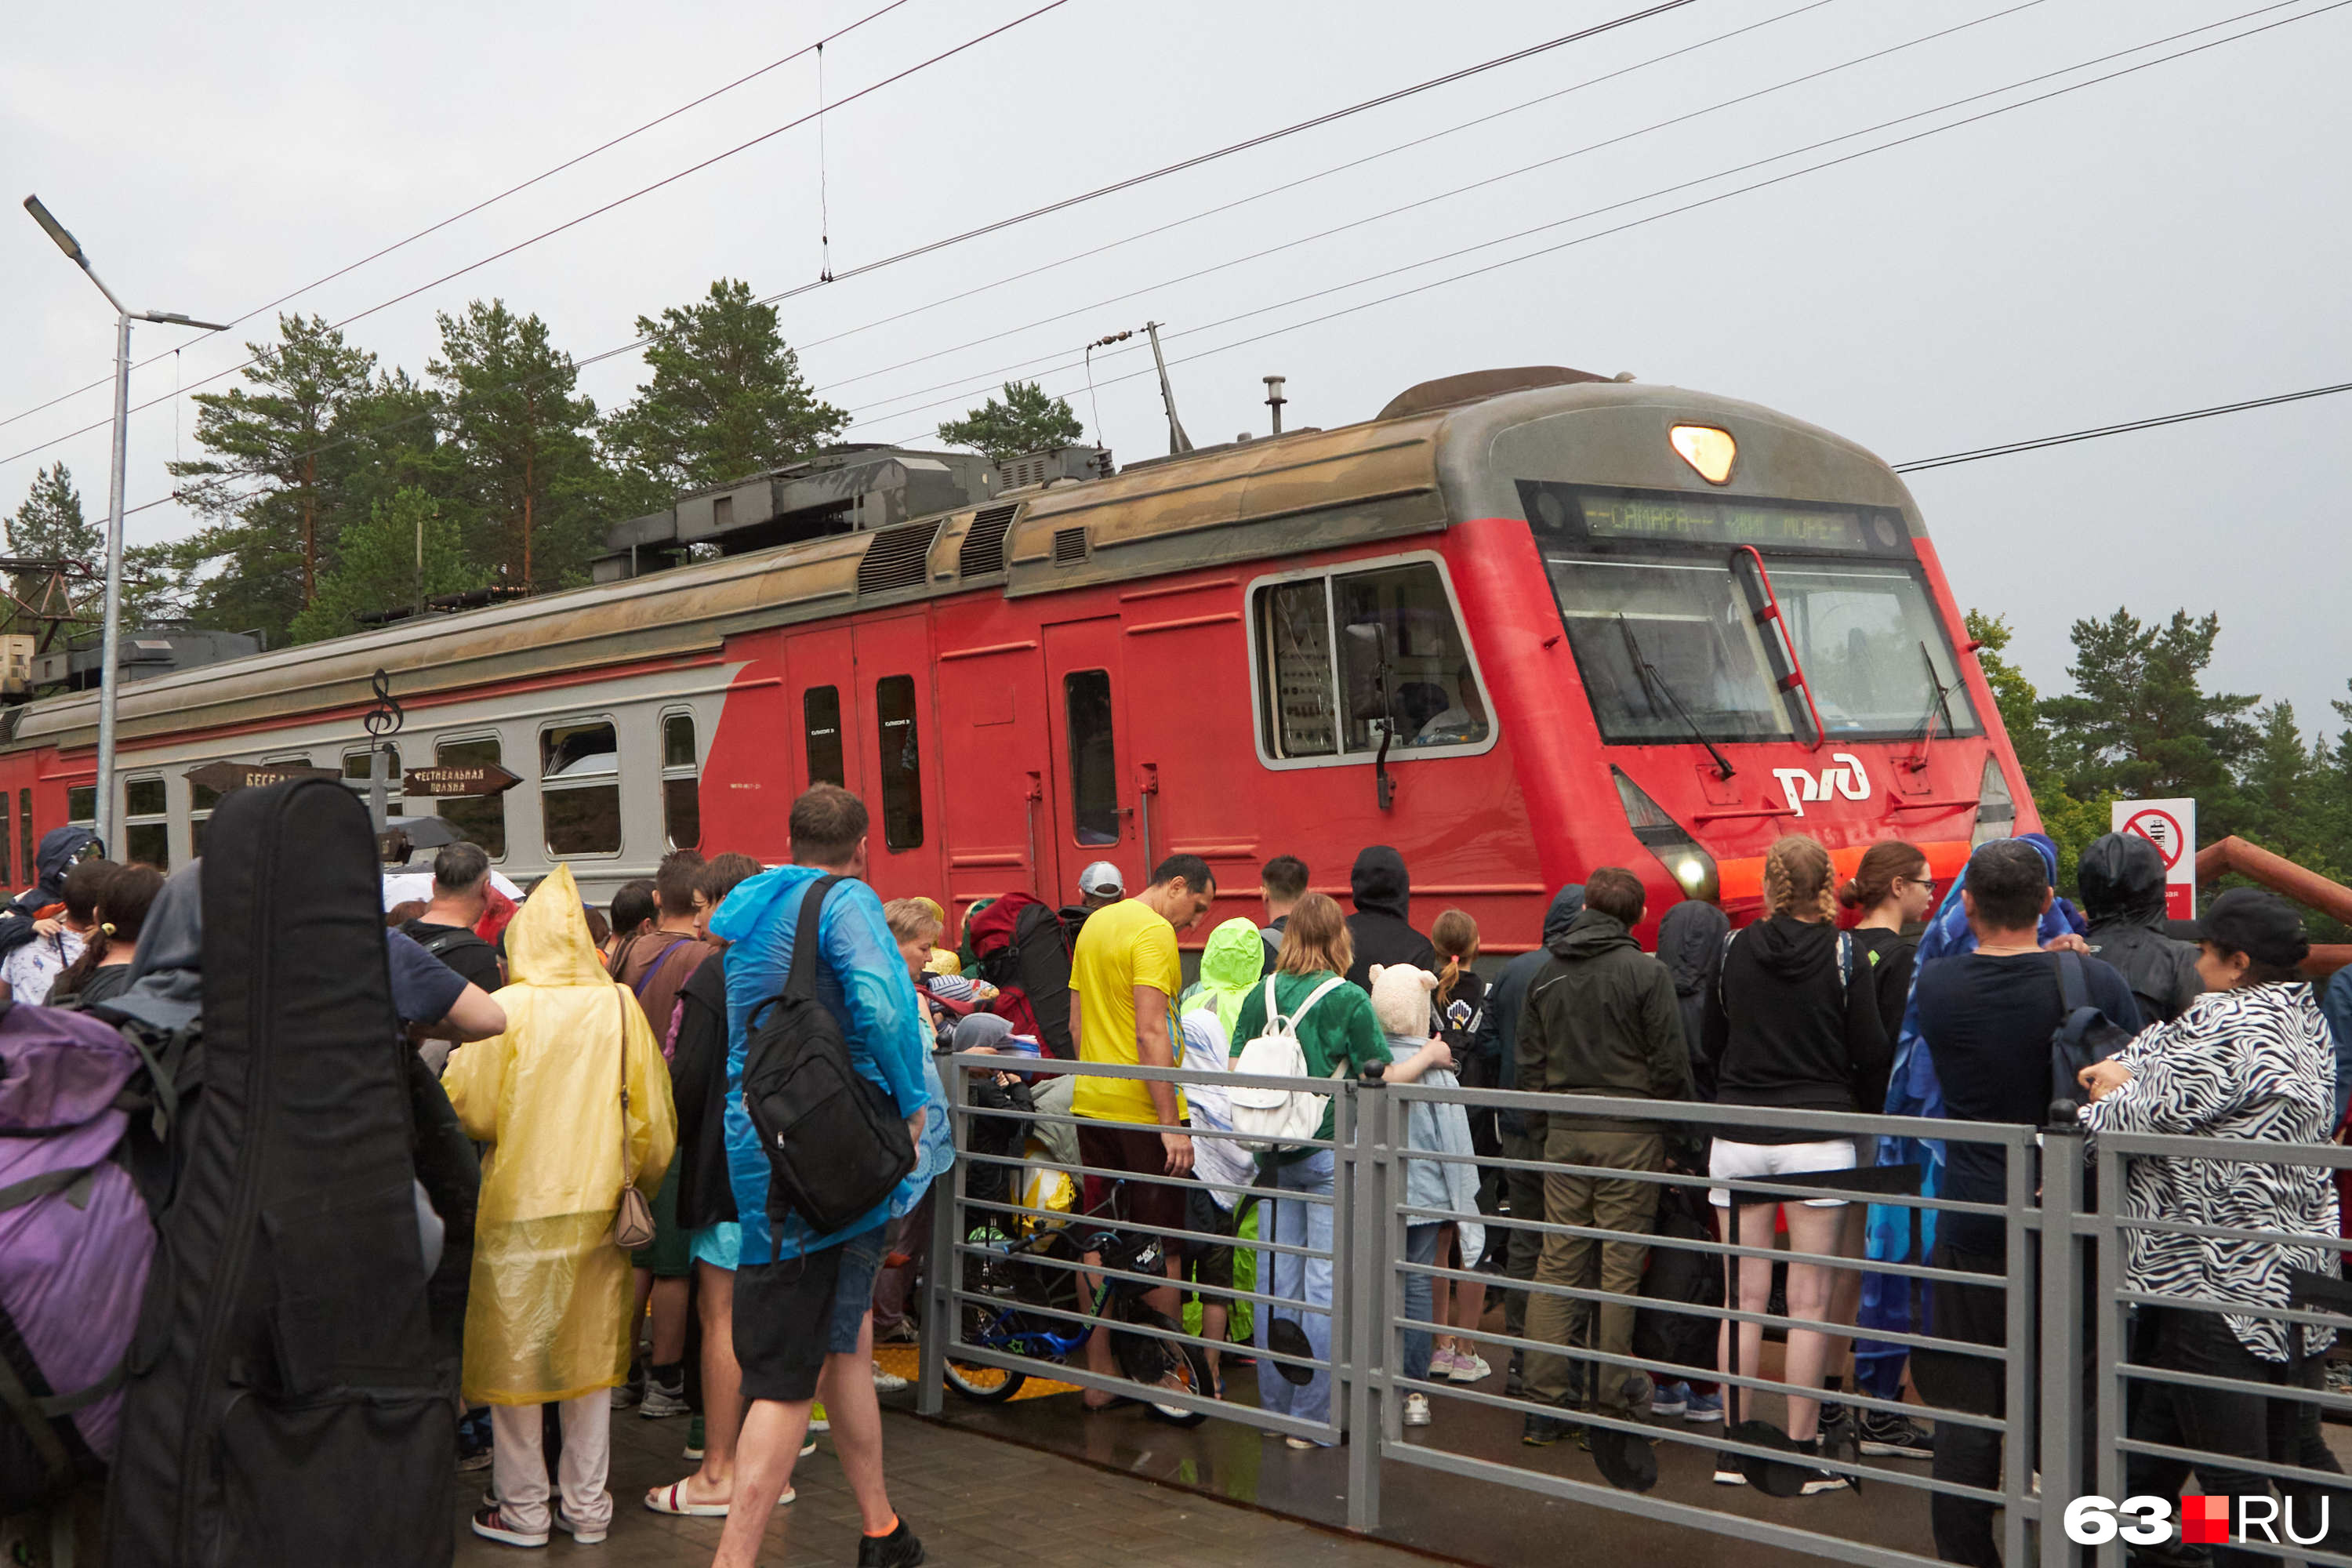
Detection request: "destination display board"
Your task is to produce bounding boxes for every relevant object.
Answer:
[1519,481,1907,556]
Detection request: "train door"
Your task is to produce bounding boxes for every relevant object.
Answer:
[1041,617,1140,904]
[933,633,1055,923]
[850,615,945,900]
[785,627,862,798]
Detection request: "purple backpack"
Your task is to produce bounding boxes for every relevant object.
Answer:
[0,1000,157,1511]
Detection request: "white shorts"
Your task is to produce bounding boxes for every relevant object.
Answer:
[1708,1138,1857,1208]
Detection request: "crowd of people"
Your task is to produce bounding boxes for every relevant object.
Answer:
[15,792,2350,1568]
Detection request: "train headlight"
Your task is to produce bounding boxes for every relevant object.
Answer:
[1613,768,1719,904]
[1969,755,2016,848]
[1670,424,1737,485]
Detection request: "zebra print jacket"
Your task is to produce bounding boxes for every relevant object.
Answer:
[2080,982,2339,1363]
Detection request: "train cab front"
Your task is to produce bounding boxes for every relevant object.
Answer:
[1430,376,2038,927]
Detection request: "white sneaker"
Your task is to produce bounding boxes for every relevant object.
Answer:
[1447,1352,1493,1385]
[873,1366,909,1393]
[1403,1392,1432,1428]
[554,1501,608,1544]
[1425,1347,1459,1380]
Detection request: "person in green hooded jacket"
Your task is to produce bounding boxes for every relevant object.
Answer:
[1181,917,1269,1040]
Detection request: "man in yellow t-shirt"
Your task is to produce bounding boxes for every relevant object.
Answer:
[1066,854,1215,1403]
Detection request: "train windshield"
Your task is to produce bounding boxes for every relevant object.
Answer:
[1537,521,1978,745]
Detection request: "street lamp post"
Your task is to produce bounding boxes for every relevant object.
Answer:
[24,195,225,856]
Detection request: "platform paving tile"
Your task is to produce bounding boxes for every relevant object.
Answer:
[453,1404,1431,1566]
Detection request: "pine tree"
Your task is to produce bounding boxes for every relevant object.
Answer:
[2039,608,2258,818]
[428,299,608,589]
[1967,609,2109,887]
[167,314,379,641]
[288,488,487,644]
[602,278,847,509]
[2238,702,2335,877]
[937,380,1086,463]
[8,465,100,564]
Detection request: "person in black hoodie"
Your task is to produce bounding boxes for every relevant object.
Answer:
[1701,836,1888,1494]
[1657,900,1730,1098]
[1469,883,1584,1374]
[2078,831,2202,1026]
[1514,868,1689,1490]
[1344,844,1436,991]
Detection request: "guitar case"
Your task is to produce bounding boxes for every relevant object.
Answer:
[102,779,451,1566]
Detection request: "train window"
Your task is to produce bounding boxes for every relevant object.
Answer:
[18,789,31,880]
[0,793,12,884]
[124,775,169,870]
[541,721,620,857]
[67,785,95,824]
[343,746,403,786]
[662,713,700,851]
[436,736,507,859]
[1063,671,1120,845]
[804,688,846,789]
[1547,553,1978,742]
[1259,580,1337,758]
[874,676,923,851]
[1253,561,1487,760]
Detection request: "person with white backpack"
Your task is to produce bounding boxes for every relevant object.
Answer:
[1228,894,1453,1446]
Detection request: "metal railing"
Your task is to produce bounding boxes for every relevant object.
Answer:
[914,1051,2352,1568]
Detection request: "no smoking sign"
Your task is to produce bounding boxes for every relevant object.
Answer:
[2113,797,2198,919]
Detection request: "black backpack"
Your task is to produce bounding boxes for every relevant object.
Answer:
[739,877,916,1236]
[2048,950,2136,1119]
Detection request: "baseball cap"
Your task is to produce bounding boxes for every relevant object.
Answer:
[1079,861,1125,898]
[2196,887,2309,969]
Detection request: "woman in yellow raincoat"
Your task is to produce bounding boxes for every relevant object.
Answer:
[444,863,676,1548]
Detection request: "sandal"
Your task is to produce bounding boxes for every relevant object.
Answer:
[644,1481,731,1518]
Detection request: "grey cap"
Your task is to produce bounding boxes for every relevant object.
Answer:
[1079,860,1125,898]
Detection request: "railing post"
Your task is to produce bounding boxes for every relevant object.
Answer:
[1345,1073,1385,1533]
[917,1049,960,1418]
[2038,1124,2086,1568]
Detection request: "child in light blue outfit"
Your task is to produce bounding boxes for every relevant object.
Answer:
[1369,964,1485,1429]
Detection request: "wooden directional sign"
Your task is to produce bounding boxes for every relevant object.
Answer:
[183,760,342,795]
[403,763,524,800]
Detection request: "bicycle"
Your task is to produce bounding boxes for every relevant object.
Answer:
[944,1186,1216,1425]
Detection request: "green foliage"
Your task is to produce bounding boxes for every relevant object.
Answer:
[165,314,387,646]
[289,488,487,644]
[9,464,99,564]
[937,380,1085,463]
[427,299,608,589]
[603,279,847,507]
[2039,608,2258,809]
[1967,609,2110,889]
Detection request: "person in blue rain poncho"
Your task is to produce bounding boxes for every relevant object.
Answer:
[707,785,948,1568]
[1852,832,2084,1408]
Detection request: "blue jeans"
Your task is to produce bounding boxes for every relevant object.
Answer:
[1402,1223,1443,1383]
[1256,1150,1337,1436]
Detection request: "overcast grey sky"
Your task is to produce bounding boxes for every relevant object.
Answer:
[5,0,2347,729]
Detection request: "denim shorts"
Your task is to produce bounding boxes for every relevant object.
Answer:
[732,1225,891,1404]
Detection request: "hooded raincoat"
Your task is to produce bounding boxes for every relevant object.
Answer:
[0,826,103,962]
[1657,900,1730,1098]
[441,864,675,1405]
[2078,832,2203,1026]
[1343,846,1436,992]
[714,864,950,1266]
[1469,884,1583,1138]
[1181,917,1267,1041]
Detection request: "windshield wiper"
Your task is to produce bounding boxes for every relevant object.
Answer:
[1616,615,1735,780]
[1901,641,1958,771]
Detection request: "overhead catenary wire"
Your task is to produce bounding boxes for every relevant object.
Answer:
[819,0,2048,401]
[849,0,2345,437]
[0,0,1077,473]
[95,0,2352,528]
[0,0,916,440]
[0,0,1700,479]
[1892,380,2352,472]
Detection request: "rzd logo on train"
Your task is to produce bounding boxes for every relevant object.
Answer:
[1772,753,1870,818]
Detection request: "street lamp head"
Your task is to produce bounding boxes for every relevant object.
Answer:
[23,195,86,267]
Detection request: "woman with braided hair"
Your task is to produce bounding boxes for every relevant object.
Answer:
[47,862,164,1010]
[1700,835,1889,1494]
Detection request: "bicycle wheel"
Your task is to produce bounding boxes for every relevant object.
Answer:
[944,1356,1027,1403]
[1115,1306,1215,1427]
